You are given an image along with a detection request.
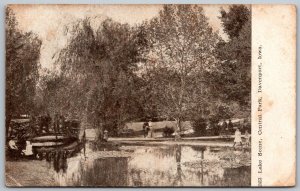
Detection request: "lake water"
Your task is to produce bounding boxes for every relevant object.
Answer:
[48,142,250,187]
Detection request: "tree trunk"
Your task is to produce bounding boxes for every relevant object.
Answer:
[175,117,182,140]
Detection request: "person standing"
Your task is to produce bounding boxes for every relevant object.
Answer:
[233,128,243,148]
[148,120,153,138]
[21,141,33,156]
[222,120,228,130]
[228,119,233,132]
[103,129,109,142]
[222,120,228,137]
[143,122,149,138]
[244,130,251,147]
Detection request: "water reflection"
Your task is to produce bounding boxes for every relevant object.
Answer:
[79,157,129,186]
[53,151,68,173]
[48,143,250,187]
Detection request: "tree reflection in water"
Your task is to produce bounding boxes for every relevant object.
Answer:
[79,157,129,186]
[190,145,207,185]
[174,145,183,186]
[53,151,68,173]
[45,144,250,187]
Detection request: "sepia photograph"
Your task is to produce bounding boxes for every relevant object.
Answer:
[5,4,251,187]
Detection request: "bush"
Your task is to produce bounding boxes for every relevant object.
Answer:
[162,126,175,137]
[192,117,207,136]
[208,116,221,136]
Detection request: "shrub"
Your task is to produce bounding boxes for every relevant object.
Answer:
[162,126,175,137]
[192,117,207,136]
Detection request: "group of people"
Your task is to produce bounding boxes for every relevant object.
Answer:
[220,119,250,134]
[142,121,153,138]
[219,119,251,148]
[34,113,72,135]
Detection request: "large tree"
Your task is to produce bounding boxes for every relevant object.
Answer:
[6,7,42,137]
[142,5,220,134]
[46,18,146,138]
[214,5,251,115]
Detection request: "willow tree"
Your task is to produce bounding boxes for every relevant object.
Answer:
[142,5,220,134]
[52,18,145,138]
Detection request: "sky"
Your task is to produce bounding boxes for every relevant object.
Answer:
[10,4,229,70]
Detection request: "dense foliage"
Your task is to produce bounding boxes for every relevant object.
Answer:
[141,5,221,132]
[6,7,42,136]
[7,5,251,139]
[38,18,147,138]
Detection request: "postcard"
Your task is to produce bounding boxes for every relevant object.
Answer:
[5,4,296,187]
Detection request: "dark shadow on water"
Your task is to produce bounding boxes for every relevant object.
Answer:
[78,157,129,186]
[53,151,68,173]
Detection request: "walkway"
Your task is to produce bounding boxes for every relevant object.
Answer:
[108,136,239,147]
